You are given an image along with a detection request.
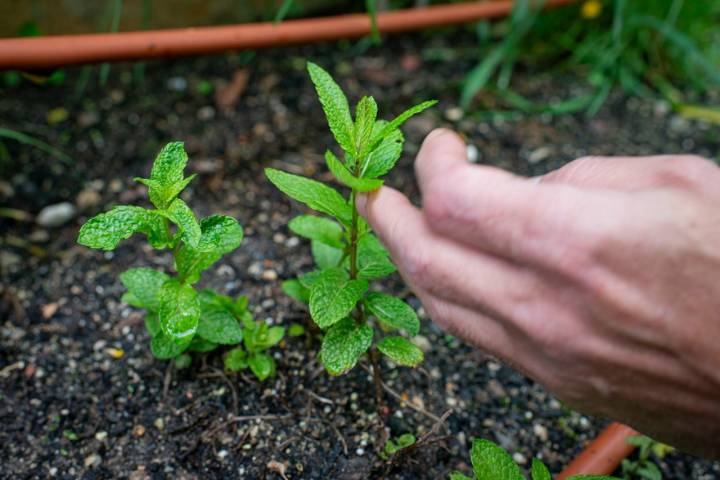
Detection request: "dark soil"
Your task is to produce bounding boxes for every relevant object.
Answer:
[1,29,719,480]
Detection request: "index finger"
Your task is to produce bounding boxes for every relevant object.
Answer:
[414,128,596,268]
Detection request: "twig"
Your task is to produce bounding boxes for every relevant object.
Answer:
[162,361,174,400]
[384,409,453,476]
[360,363,445,425]
[305,388,334,405]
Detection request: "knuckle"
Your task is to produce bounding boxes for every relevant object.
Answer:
[656,155,718,188]
[422,167,470,229]
[399,244,433,286]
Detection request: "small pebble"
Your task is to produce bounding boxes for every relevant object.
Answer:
[466,144,480,163]
[262,269,278,281]
[512,452,527,465]
[285,237,300,248]
[95,431,108,441]
[533,424,548,442]
[444,107,464,122]
[153,418,165,431]
[217,449,229,459]
[84,453,101,468]
[36,202,77,227]
[133,425,146,437]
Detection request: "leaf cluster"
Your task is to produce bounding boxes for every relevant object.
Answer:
[223,312,285,381]
[78,143,282,378]
[266,62,436,376]
[450,438,619,480]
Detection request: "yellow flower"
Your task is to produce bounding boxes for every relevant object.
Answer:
[581,0,603,19]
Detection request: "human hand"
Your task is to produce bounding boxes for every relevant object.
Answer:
[356,128,720,458]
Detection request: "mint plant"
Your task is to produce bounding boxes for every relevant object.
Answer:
[78,142,275,373]
[223,308,285,381]
[265,61,436,407]
[450,438,619,480]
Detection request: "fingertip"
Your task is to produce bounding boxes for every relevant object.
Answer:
[416,128,468,188]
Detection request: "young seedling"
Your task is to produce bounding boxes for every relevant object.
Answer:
[450,438,619,480]
[265,61,436,410]
[223,303,285,381]
[78,142,280,378]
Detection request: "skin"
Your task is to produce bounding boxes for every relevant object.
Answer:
[356,128,720,458]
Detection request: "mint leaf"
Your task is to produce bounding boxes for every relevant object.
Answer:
[373,100,437,149]
[188,336,218,352]
[531,459,552,480]
[309,267,368,329]
[288,214,344,248]
[320,317,373,375]
[174,353,192,369]
[167,198,201,248]
[364,292,419,336]
[282,279,310,303]
[471,439,524,480]
[224,348,247,371]
[307,62,354,155]
[312,240,344,269]
[354,96,378,156]
[247,324,285,350]
[145,313,161,337]
[158,279,200,344]
[356,233,396,279]
[377,336,423,366]
[175,215,243,284]
[78,206,167,251]
[120,268,170,312]
[136,174,197,210]
[151,142,188,188]
[265,168,352,225]
[298,269,324,289]
[247,352,276,381]
[151,330,188,359]
[325,150,383,192]
[196,296,243,345]
[362,125,404,179]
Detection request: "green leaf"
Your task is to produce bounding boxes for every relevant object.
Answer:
[282,279,310,303]
[175,215,244,284]
[145,313,161,337]
[307,62,354,155]
[196,297,243,345]
[377,336,423,366]
[396,433,416,449]
[224,348,247,371]
[362,124,404,179]
[187,336,218,352]
[470,439,524,480]
[288,323,305,337]
[356,233,396,279]
[150,330,188,359]
[319,317,373,375]
[136,174,197,211]
[449,473,473,480]
[265,168,351,225]
[247,323,285,350]
[78,206,168,251]
[298,270,324,289]
[120,268,170,312]
[247,352,276,381]
[151,141,188,188]
[312,240,344,269]
[174,353,192,369]
[364,292,419,336]
[288,214,344,248]
[354,96,378,155]
[309,267,368,329]
[363,99,437,159]
[158,279,200,344]
[531,458,552,480]
[167,198,201,248]
[325,150,383,192]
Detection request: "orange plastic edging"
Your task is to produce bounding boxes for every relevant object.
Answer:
[558,422,640,479]
[0,0,579,70]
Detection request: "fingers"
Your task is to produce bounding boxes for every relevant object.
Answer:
[414,128,589,267]
[356,186,541,324]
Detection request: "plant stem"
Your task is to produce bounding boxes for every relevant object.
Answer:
[349,166,387,416]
